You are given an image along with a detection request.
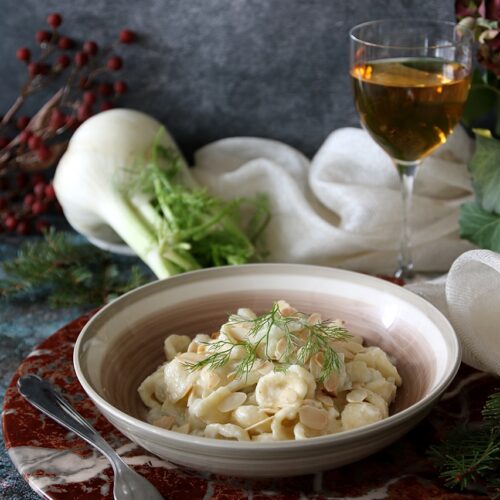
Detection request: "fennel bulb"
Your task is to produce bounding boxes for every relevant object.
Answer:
[54,109,269,279]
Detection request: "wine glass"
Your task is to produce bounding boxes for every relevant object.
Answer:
[349,20,473,279]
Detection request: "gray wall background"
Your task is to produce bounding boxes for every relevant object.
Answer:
[1,1,454,159]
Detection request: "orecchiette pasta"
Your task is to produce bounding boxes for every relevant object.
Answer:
[139,301,402,441]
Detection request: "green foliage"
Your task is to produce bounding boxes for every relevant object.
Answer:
[468,131,500,214]
[430,390,500,496]
[460,131,500,249]
[459,201,500,250]
[0,229,151,308]
[185,302,351,381]
[461,70,500,132]
[130,141,270,272]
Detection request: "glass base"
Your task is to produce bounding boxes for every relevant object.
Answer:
[394,261,414,281]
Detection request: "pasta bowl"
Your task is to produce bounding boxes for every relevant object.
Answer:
[74,264,460,477]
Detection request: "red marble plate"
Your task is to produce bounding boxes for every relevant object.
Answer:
[2,312,494,499]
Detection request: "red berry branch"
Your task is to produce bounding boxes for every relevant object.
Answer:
[0,12,136,236]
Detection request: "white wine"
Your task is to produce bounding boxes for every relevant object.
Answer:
[351,58,470,162]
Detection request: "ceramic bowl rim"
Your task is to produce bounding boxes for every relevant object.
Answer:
[73,263,461,452]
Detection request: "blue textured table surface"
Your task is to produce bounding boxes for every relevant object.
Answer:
[0,234,142,499]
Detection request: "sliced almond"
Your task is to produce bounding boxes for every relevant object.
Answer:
[299,406,328,430]
[323,372,338,395]
[309,360,321,380]
[153,415,175,429]
[197,344,208,354]
[309,352,324,379]
[275,337,288,360]
[187,341,198,353]
[174,423,190,434]
[179,383,193,401]
[329,343,354,360]
[346,388,368,403]
[257,361,274,375]
[229,324,251,341]
[316,393,334,407]
[217,392,247,413]
[313,352,324,367]
[277,300,297,316]
[307,312,322,325]
[260,407,278,414]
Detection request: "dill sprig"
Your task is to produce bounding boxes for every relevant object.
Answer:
[429,390,500,496]
[186,302,351,381]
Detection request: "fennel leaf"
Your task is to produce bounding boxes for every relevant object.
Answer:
[185,302,351,381]
[128,140,270,272]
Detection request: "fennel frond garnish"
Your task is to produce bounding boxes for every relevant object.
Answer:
[186,302,351,381]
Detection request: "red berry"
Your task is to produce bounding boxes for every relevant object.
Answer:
[28,63,50,78]
[58,36,73,50]
[47,13,62,28]
[98,82,113,96]
[19,130,32,143]
[16,220,30,236]
[24,193,36,206]
[44,183,56,200]
[83,91,96,105]
[16,115,30,130]
[107,56,123,71]
[16,47,31,62]
[35,219,49,233]
[75,52,89,67]
[4,215,18,231]
[31,200,46,215]
[49,109,66,130]
[100,101,113,111]
[57,54,71,68]
[36,30,51,44]
[28,135,43,151]
[114,80,128,94]
[28,62,41,77]
[77,104,92,121]
[119,29,136,44]
[0,137,9,149]
[37,146,52,162]
[0,197,6,209]
[33,182,46,198]
[83,40,98,55]
[16,172,29,189]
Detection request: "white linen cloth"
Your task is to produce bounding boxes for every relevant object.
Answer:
[407,250,500,376]
[192,127,475,274]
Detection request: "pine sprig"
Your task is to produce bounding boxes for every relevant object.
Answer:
[429,390,500,495]
[0,229,151,307]
[483,390,500,427]
[186,302,351,381]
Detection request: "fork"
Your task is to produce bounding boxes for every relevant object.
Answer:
[17,374,164,500]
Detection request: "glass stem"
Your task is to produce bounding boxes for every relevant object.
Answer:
[395,161,418,280]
